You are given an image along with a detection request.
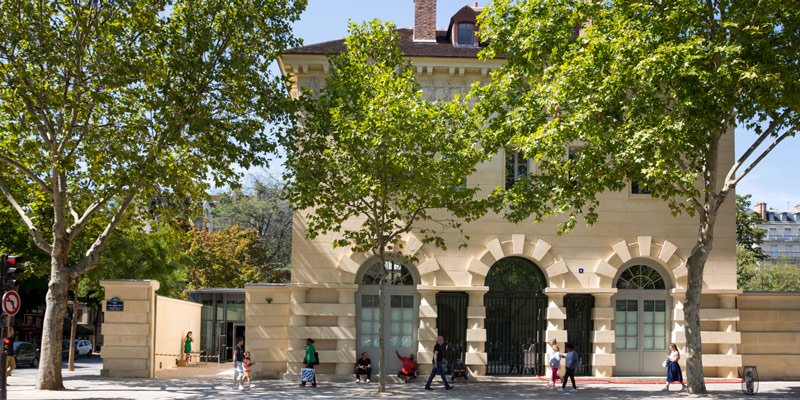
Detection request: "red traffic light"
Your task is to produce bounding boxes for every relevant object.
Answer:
[6,256,23,265]
[3,339,10,345]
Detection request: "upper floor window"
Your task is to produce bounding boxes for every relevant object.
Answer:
[458,23,475,46]
[631,181,651,195]
[505,150,528,190]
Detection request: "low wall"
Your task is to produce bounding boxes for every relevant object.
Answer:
[154,295,202,372]
[738,292,800,380]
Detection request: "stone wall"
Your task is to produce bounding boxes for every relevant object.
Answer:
[738,292,800,380]
[154,295,201,372]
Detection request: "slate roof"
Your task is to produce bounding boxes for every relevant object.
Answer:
[283,28,487,59]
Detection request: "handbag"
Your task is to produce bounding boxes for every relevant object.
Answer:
[662,360,668,368]
[304,351,320,366]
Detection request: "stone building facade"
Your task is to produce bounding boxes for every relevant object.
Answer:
[251,0,742,381]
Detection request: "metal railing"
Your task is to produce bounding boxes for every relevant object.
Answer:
[765,234,800,242]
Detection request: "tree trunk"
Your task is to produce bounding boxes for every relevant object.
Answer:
[683,212,717,394]
[36,253,70,390]
[68,284,78,371]
[377,252,386,393]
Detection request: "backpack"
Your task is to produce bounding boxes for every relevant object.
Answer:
[549,357,558,368]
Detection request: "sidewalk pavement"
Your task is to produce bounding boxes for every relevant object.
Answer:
[4,358,799,399]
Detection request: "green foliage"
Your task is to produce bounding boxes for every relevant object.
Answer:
[474,1,800,392]
[739,256,800,292]
[184,225,268,289]
[474,0,800,229]
[736,194,767,259]
[736,244,759,289]
[213,176,292,281]
[0,0,306,388]
[0,0,306,266]
[284,20,492,256]
[78,223,190,303]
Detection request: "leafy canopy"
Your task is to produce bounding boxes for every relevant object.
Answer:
[474,0,800,228]
[284,20,491,254]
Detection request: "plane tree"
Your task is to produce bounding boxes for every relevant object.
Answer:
[474,0,799,393]
[0,0,306,389]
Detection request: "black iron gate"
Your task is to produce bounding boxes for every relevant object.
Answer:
[485,292,547,375]
[436,292,468,364]
[564,294,594,376]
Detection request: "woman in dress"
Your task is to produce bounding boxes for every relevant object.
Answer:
[183,332,193,362]
[664,343,687,391]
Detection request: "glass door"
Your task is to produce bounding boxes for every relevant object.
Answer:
[614,298,668,375]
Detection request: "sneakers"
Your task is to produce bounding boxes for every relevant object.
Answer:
[446,386,453,390]
[355,379,360,383]
[366,379,371,383]
[238,384,244,391]
[662,385,670,391]
[571,387,578,391]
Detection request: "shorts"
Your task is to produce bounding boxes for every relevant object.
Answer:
[234,361,244,379]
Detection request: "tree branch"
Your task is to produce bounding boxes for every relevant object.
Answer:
[730,127,797,188]
[0,154,52,193]
[0,177,53,253]
[73,189,137,274]
[66,193,115,241]
[727,110,789,181]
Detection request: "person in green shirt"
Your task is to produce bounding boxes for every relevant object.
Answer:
[183,332,193,363]
[301,338,317,387]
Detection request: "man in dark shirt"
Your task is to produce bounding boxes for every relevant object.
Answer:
[233,338,245,390]
[354,352,372,383]
[425,336,452,390]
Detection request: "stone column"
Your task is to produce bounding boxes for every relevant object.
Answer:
[591,292,616,377]
[465,288,488,376]
[100,279,159,378]
[717,294,740,379]
[335,287,358,376]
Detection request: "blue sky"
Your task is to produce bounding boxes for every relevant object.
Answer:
[264,0,799,211]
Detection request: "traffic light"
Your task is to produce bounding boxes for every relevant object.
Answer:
[1,338,10,356]
[0,254,23,290]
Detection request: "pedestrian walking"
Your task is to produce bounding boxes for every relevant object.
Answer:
[545,338,560,386]
[425,336,452,391]
[548,341,561,390]
[232,338,245,390]
[561,343,577,391]
[241,351,255,390]
[301,338,317,387]
[663,343,687,391]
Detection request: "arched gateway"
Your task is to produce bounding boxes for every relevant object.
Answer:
[355,260,420,373]
[485,257,548,375]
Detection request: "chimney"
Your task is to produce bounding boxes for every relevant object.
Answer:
[756,202,767,220]
[414,0,437,42]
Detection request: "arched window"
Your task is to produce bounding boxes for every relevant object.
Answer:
[485,257,546,293]
[360,260,414,285]
[615,265,665,290]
